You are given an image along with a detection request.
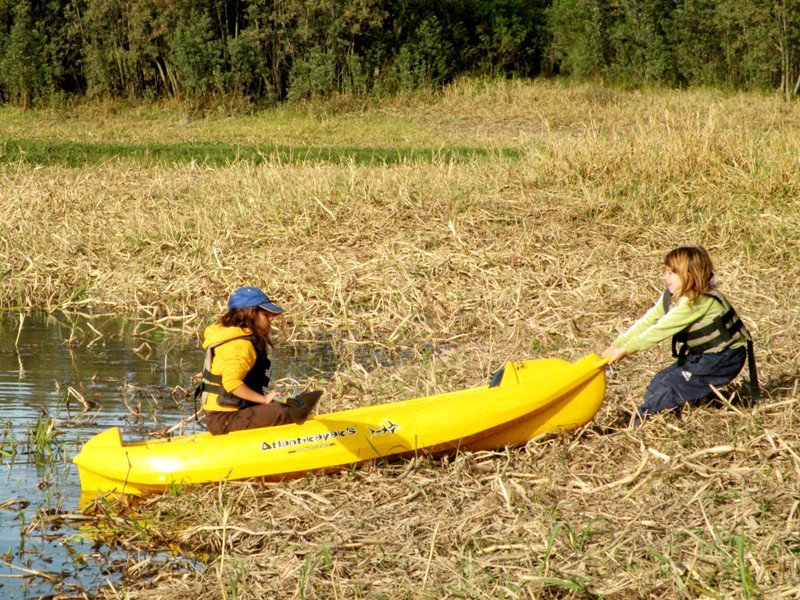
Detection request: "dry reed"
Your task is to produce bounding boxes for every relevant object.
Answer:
[3,80,800,598]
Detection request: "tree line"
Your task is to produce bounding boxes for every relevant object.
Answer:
[1,0,799,108]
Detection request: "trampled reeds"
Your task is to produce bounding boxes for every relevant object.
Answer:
[3,80,800,598]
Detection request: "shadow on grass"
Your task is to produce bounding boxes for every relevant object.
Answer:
[0,140,521,167]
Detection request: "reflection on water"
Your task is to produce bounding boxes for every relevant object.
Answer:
[0,311,340,598]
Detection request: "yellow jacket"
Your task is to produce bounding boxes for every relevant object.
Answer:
[201,324,268,412]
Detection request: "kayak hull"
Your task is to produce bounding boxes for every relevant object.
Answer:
[74,353,607,496]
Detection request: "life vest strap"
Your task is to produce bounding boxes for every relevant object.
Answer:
[746,339,760,404]
[681,308,743,354]
[198,368,226,396]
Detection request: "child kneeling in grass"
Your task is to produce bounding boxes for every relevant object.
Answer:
[602,246,759,426]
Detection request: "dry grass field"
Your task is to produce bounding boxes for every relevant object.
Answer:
[2,80,800,598]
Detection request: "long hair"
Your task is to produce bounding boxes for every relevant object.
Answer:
[219,306,273,356]
[664,246,714,303]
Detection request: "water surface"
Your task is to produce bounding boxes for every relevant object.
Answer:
[0,311,339,597]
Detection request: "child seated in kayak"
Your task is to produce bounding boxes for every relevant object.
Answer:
[602,246,758,426]
[197,286,296,435]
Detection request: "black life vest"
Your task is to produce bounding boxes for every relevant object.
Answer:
[662,289,760,403]
[196,335,272,409]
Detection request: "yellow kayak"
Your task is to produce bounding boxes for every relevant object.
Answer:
[73,353,607,497]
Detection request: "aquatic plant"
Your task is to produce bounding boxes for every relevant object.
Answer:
[28,417,62,464]
[0,418,17,461]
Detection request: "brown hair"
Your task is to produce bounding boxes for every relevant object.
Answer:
[219,306,273,356]
[664,246,714,303]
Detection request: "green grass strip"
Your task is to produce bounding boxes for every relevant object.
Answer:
[0,140,520,167]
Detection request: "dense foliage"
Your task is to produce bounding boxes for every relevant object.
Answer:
[547,0,800,98]
[0,0,798,106]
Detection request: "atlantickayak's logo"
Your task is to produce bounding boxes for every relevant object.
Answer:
[367,419,399,436]
[262,427,357,452]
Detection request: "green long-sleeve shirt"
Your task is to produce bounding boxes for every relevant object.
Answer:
[613,292,748,355]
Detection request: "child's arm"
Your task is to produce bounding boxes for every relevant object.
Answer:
[611,297,666,349]
[619,295,710,355]
[229,385,282,405]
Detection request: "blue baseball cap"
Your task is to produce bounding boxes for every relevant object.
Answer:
[227,286,283,313]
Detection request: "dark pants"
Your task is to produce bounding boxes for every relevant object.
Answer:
[636,346,747,425]
[206,403,293,435]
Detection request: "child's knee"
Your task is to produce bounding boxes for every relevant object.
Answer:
[639,383,683,415]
